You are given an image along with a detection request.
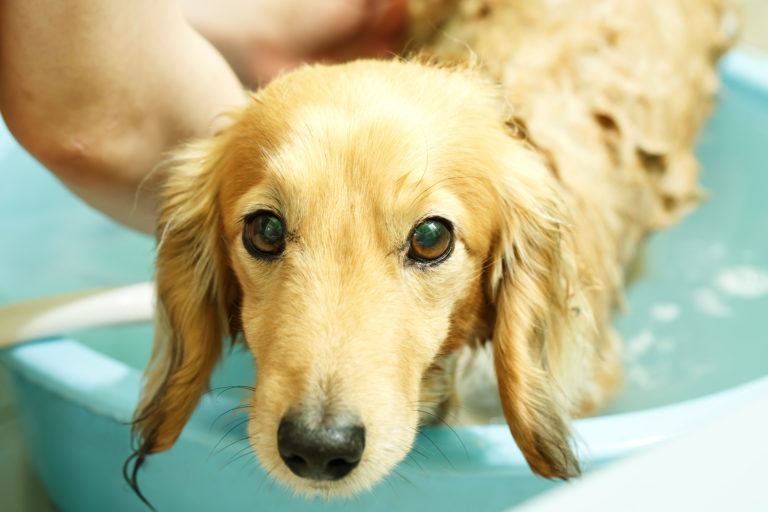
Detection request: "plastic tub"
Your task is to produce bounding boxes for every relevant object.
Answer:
[2,51,767,511]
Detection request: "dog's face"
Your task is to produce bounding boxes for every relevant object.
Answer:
[131,60,583,497]
[226,63,504,495]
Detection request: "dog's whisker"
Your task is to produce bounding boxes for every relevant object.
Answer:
[403,452,425,472]
[409,445,430,461]
[391,468,417,490]
[218,413,251,436]
[415,408,469,461]
[417,428,454,469]
[382,470,400,496]
[226,442,255,460]
[209,384,255,395]
[210,434,251,461]
[210,415,250,454]
[220,444,256,471]
[210,403,252,428]
[219,411,250,432]
[236,448,259,473]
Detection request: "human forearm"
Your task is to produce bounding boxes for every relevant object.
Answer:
[0,0,246,232]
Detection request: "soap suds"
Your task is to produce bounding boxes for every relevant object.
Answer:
[650,303,680,322]
[625,330,655,361]
[716,265,768,299]
[692,287,732,317]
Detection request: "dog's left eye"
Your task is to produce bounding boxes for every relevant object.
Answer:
[243,211,286,259]
[407,217,453,264]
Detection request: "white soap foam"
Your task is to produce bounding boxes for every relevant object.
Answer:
[650,303,680,322]
[625,330,655,362]
[716,265,768,299]
[692,288,732,318]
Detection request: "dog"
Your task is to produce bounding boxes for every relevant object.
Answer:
[126,0,737,500]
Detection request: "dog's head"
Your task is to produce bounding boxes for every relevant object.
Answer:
[131,60,584,497]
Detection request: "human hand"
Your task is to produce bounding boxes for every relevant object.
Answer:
[182,0,408,86]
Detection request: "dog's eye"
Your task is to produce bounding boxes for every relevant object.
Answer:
[243,211,286,259]
[407,217,453,264]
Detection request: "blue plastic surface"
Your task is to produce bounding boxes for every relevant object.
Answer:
[2,51,768,511]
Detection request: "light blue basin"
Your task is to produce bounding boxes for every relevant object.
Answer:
[2,51,768,512]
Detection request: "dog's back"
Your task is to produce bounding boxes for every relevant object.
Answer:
[413,0,737,238]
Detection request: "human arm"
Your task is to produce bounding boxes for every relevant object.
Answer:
[0,0,247,233]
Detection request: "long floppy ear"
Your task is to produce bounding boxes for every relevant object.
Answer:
[488,144,584,479]
[125,139,240,499]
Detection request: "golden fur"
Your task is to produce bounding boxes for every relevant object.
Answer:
[128,0,737,499]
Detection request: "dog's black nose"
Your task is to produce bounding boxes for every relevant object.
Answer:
[277,416,365,481]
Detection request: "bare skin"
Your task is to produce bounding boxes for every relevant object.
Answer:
[182,0,407,86]
[0,0,406,233]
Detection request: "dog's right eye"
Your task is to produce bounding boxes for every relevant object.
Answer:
[242,211,286,259]
[407,217,453,265]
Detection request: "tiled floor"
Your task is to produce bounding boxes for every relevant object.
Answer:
[1,4,767,511]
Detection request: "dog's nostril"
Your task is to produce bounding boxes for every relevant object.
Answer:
[283,454,307,471]
[281,452,312,479]
[324,457,358,480]
[277,416,365,481]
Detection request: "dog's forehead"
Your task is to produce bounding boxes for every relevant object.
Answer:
[264,101,435,192]
[228,105,466,228]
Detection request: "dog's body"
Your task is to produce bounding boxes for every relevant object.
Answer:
[412,0,736,418]
[128,0,736,499]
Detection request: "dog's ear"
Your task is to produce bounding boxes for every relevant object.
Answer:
[127,139,240,481]
[487,144,582,479]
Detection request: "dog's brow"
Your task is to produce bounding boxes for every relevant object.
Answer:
[238,203,281,224]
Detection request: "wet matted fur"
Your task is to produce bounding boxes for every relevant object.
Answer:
[126,0,738,501]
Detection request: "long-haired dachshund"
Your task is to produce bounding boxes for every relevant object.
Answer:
[127,0,736,499]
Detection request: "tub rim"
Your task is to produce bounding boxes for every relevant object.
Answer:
[5,334,768,473]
